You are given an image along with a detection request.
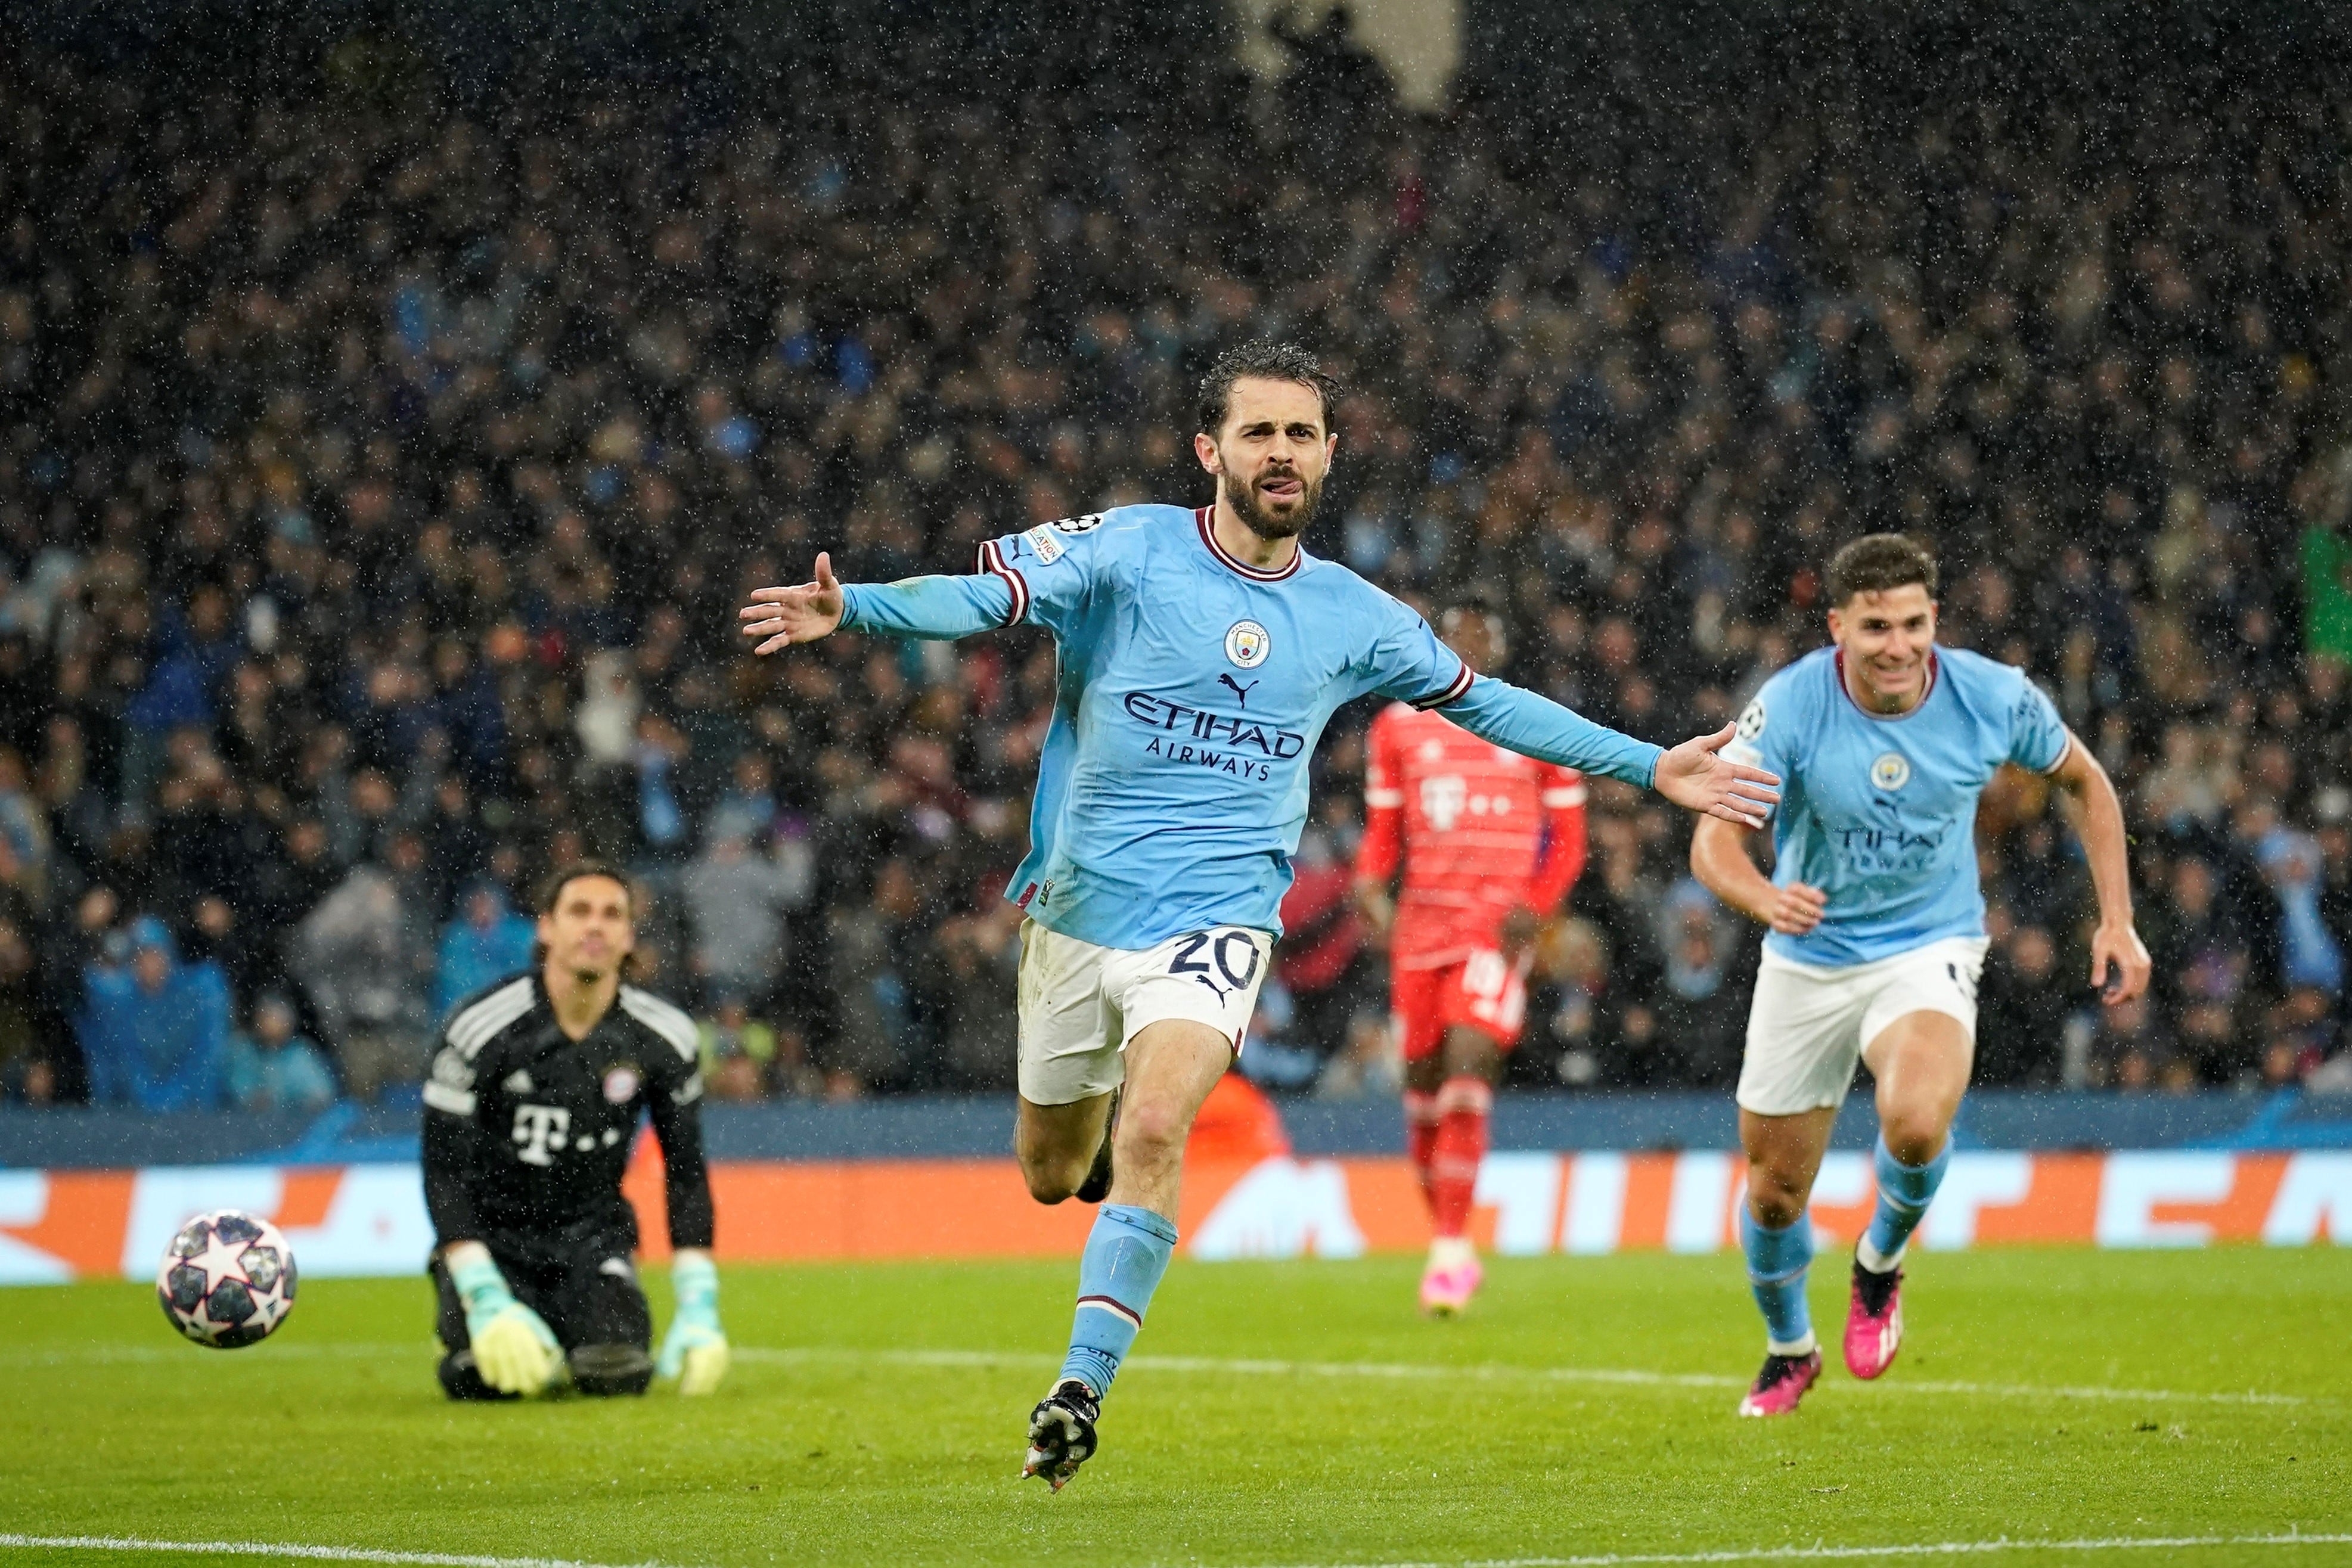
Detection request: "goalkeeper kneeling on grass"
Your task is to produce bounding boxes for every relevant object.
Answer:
[421,861,730,1399]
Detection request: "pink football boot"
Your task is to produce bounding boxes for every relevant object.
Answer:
[1417,1256,1483,1317]
[1844,1259,1904,1380]
[1736,1349,1823,1417]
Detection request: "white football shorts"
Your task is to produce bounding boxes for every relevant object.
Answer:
[1016,920,1273,1106]
[1736,934,1989,1116]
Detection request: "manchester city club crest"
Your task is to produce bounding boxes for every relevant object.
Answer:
[1225,620,1271,669]
[1871,752,1912,791]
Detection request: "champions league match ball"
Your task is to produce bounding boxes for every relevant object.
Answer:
[156,1210,297,1349]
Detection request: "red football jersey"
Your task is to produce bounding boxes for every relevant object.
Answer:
[1355,702,1587,971]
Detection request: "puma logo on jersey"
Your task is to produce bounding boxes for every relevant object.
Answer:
[1218,673,1258,706]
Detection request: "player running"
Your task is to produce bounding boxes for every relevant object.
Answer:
[421,862,730,1401]
[1693,535,2149,1417]
[1355,602,1586,1317]
[738,341,1779,1489]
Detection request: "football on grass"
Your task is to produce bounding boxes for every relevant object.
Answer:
[156,1210,297,1348]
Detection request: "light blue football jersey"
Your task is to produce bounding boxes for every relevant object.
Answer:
[1723,644,2071,967]
[838,503,1665,949]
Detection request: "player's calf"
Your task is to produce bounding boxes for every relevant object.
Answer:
[1016,1092,1115,1204]
[1420,1071,1493,1315]
[1075,1087,1120,1204]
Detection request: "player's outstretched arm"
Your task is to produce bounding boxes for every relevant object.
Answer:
[737,550,1019,655]
[1440,678,1778,826]
[1653,723,1780,828]
[739,552,846,653]
[2047,733,2151,1003]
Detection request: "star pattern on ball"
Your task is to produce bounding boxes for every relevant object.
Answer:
[179,1290,235,1344]
[185,1229,250,1295]
[157,1211,297,1351]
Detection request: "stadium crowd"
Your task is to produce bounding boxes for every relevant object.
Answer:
[2,10,2350,1111]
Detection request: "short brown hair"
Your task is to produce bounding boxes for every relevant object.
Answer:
[1826,534,1938,605]
[535,859,636,918]
[1196,341,1343,436]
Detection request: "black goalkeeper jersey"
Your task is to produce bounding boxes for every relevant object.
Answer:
[421,972,714,1259]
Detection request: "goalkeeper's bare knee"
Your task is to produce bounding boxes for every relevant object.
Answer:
[570,1343,654,1396]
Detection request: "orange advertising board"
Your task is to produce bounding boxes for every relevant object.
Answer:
[4,1150,2346,1283]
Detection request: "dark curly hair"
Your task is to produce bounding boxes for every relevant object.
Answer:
[1196,340,1343,436]
[1826,533,1938,605]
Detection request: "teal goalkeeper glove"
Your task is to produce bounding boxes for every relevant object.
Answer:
[449,1251,561,1396]
[656,1252,730,1395]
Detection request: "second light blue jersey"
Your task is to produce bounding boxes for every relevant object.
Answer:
[839,503,1665,949]
[1724,644,2070,967]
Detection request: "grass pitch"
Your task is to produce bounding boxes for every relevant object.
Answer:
[2,1247,2347,1568]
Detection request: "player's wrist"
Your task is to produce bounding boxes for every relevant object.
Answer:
[671,1252,719,1310]
[442,1239,492,1269]
[448,1252,514,1317]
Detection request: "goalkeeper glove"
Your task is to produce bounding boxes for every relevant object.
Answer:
[449,1250,561,1396]
[656,1252,729,1395]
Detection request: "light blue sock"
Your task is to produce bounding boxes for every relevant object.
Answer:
[1059,1204,1178,1399]
[1860,1135,1951,1271]
[1740,1204,1816,1355]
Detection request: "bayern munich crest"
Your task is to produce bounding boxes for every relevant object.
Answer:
[1871,752,1912,790]
[1225,620,1271,669]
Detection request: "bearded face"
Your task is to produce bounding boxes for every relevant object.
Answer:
[1197,376,1335,542]
[1220,455,1324,540]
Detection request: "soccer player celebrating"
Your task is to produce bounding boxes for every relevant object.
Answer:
[421,862,730,1401]
[738,341,1778,1488]
[1354,602,1587,1316]
[1694,535,2149,1417]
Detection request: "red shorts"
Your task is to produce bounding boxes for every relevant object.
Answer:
[1391,951,1530,1062]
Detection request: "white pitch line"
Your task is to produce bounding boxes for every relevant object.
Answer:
[1271,1532,2352,1568]
[0,1535,666,1568]
[0,1343,410,1367]
[4,1340,2317,1408]
[727,1346,2319,1408]
[6,1531,2350,1568]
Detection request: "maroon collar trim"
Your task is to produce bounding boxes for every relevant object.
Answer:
[1833,647,1938,721]
[1196,507,1302,582]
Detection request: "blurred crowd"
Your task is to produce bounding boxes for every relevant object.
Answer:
[2,7,2350,1113]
